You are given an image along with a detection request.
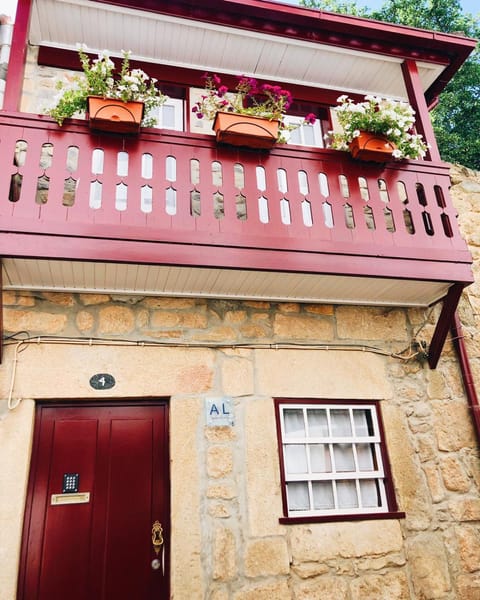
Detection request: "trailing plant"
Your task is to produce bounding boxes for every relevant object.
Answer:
[327,94,429,160]
[48,48,167,127]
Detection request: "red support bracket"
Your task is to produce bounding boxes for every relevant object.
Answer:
[402,59,442,163]
[428,283,464,369]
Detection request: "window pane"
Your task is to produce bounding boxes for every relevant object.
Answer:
[285,444,308,474]
[287,482,310,510]
[353,409,374,436]
[302,123,316,146]
[307,409,328,436]
[310,444,332,473]
[333,444,355,471]
[284,409,305,438]
[289,127,302,144]
[330,409,352,436]
[360,479,381,507]
[357,443,376,471]
[336,480,358,508]
[312,481,334,509]
[162,105,176,128]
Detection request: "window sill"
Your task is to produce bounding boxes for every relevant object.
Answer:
[279,511,406,525]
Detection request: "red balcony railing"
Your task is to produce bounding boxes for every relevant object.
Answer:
[0,112,473,285]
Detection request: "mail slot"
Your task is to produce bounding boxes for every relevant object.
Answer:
[51,492,90,505]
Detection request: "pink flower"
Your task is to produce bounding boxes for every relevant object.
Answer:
[305,113,317,124]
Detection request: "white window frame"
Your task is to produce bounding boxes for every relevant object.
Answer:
[282,115,324,148]
[277,401,393,519]
[149,97,185,131]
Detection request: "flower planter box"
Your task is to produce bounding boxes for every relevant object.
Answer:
[213,112,279,149]
[87,96,145,134]
[349,131,396,163]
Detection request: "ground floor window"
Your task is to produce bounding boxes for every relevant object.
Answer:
[275,399,402,522]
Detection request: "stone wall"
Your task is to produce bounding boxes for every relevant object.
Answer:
[20,45,66,115]
[451,165,480,389]
[2,174,480,600]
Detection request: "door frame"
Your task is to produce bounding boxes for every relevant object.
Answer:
[17,398,170,600]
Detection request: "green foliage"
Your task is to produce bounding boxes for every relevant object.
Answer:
[328,95,429,159]
[301,0,370,16]
[300,0,480,169]
[48,49,167,127]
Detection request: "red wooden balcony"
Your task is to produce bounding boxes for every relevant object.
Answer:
[0,111,473,311]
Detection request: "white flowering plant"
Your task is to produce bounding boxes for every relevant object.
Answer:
[48,48,167,127]
[192,73,316,142]
[326,95,429,160]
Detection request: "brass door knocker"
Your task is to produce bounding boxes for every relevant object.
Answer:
[151,520,164,556]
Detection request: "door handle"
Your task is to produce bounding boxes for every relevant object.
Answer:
[151,520,164,556]
[151,520,165,575]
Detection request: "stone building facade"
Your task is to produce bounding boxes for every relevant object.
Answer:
[1,1,480,597]
[1,167,480,600]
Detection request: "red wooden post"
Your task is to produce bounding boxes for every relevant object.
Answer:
[402,59,441,163]
[2,0,32,112]
[0,262,3,364]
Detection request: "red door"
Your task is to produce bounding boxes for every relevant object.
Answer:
[18,401,170,600]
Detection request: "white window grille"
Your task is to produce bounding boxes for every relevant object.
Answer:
[277,401,393,518]
[283,115,324,148]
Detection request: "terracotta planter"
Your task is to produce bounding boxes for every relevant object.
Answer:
[87,96,144,134]
[213,112,279,149]
[349,131,396,163]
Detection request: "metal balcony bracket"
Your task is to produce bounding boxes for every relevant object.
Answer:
[428,283,464,369]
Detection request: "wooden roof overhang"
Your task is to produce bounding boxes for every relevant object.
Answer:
[106,0,476,105]
[24,0,476,107]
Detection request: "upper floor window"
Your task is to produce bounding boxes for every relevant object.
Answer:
[283,115,324,148]
[149,97,184,131]
[275,399,402,522]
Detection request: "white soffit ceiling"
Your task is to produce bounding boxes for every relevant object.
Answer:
[29,0,445,99]
[2,259,450,308]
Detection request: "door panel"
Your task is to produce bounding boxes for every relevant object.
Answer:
[18,402,170,600]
